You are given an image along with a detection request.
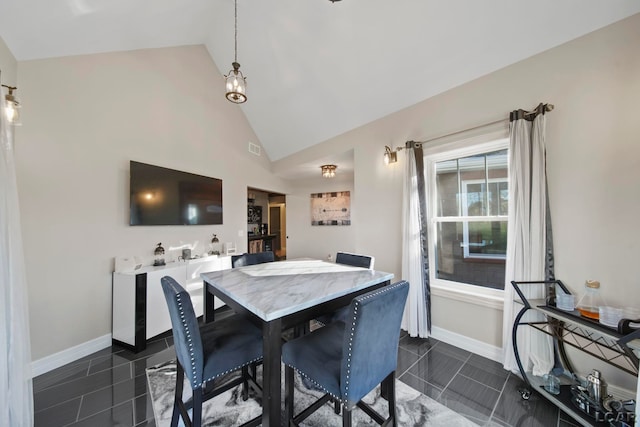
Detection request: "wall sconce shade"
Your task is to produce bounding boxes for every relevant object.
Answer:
[321,164,337,178]
[1,84,21,125]
[384,145,398,164]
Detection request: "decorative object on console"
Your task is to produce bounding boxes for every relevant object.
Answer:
[224,0,247,104]
[320,164,336,178]
[310,191,350,225]
[209,234,221,255]
[114,256,142,273]
[153,243,165,266]
[225,242,237,255]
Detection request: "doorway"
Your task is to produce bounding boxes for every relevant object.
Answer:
[247,188,286,260]
[269,203,286,260]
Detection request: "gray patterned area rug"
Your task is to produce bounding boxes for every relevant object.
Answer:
[146,360,477,427]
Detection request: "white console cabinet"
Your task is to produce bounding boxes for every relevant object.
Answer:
[112,255,231,352]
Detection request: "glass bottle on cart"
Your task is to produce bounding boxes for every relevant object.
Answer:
[576,280,605,320]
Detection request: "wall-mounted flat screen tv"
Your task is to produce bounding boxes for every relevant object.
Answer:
[130,161,223,225]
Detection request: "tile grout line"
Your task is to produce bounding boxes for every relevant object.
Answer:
[396,339,438,377]
[439,351,472,396]
[485,371,510,426]
[74,395,83,423]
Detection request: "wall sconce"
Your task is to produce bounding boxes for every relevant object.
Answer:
[1,84,21,125]
[384,145,405,165]
[321,164,337,178]
[384,146,397,164]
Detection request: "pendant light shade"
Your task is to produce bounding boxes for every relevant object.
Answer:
[225,0,247,104]
[225,62,247,103]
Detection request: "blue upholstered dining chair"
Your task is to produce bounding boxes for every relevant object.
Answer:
[231,250,275,268]
[282,280,410,427]
[160,276,263,427]
[315,252,375,326]
[335,251,375,269]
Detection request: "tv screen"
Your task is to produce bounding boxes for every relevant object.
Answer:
[129,161,223,225]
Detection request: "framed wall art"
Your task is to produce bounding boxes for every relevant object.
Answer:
[310,191,351,225]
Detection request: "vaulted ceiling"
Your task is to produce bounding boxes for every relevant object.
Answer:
[2,0,639,165]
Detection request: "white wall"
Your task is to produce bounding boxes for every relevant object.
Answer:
[15,45,291,360]
[0,37,17,85]
[286,173,356,261]
[277,12,640,365]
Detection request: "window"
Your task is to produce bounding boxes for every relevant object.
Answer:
[426,137,509,294]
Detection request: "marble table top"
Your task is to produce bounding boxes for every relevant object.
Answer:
[201,259,394,321]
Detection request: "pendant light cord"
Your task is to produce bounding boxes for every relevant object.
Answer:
[234,0,238,63]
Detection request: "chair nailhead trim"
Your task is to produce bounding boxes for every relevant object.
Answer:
[199,356,263,388]
[288,365,346,406]
[176,294,199,388]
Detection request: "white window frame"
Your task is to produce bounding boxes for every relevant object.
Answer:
[423,130,508,308]
[460,178,508,260]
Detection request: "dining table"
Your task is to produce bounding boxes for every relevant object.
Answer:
[201,258,394,427]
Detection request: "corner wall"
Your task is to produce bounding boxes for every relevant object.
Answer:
[277,13,640,389]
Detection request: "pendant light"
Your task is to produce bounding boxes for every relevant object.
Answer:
[224,0,247,104]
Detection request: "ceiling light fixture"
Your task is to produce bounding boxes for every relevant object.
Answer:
[224,0,247,104]
[1,84,21,125]
[321,164,337,178]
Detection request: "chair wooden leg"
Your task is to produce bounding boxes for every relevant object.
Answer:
[171,364,184,427]
[334,400,340,414]
[342,406,352,427]
[384,372,397,427]
[192,386,203,427]
[242,365,249,401]
[284,365,295,425]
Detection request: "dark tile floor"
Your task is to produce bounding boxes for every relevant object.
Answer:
[33,329,580,426]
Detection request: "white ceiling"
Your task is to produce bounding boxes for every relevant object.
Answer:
[2,0,640,167]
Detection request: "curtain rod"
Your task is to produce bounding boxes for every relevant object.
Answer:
[404,117,506,149]
[404,103,554,148]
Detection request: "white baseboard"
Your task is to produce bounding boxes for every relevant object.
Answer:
[430,326,504,364]
[31,334,112,377]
